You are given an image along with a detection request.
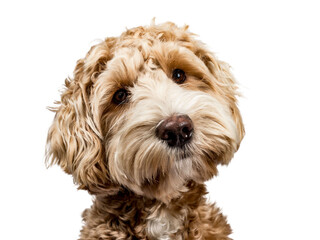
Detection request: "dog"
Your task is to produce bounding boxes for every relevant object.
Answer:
[46,21,244,240]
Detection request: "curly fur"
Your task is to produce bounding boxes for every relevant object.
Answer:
[46,21,244,240]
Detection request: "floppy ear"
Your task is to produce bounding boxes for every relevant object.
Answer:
[202,52,245,150]
[46,39,119,194]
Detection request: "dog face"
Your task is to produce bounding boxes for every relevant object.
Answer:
[46,22,244,202]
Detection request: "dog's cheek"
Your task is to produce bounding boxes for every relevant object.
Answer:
[185,94,239,167]
[107,122,172,186]
[230,103,245,149]
[106,135,130,185]
[203,54,245,149]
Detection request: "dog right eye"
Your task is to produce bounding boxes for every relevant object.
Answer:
[172,69,186,84]
[112,89,128,104]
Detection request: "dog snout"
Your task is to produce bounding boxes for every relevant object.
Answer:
[156,114,194,148]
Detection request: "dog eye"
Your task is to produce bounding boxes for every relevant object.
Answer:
[112,89,128,104]
[172,69,186,84]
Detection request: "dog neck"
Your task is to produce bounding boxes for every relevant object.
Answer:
[81,181,207,239]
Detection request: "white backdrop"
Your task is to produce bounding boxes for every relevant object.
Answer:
[1,1,319,240]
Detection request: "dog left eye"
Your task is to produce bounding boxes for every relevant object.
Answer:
[172,69,186,84]
[112,89,128,104]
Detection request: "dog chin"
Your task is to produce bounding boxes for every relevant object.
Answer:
[119,148,211,203]
[140,158,195,203]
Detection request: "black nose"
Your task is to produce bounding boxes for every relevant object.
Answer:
[156,114,194,148]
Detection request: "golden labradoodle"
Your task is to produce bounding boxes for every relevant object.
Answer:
[46,22,244,240]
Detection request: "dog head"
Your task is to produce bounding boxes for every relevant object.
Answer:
[46,22,244,202]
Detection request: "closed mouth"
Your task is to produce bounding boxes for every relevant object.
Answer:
[176,148,191,160]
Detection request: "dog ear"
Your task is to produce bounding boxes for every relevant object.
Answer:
[201,52,245,154]
[46,40,119,194]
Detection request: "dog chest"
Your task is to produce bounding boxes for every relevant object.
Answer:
[146,207,185,240]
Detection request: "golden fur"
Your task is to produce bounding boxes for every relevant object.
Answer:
[46,22,244,240]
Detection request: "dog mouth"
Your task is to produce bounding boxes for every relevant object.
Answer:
[175,146,192,160]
